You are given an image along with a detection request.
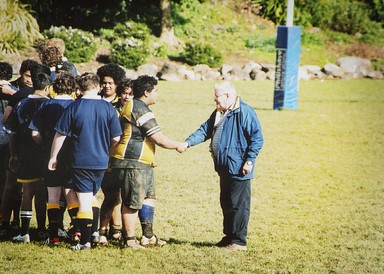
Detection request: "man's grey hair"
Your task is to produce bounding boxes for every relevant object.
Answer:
[214,81,237,96]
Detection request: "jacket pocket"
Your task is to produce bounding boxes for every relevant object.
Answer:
[226,147,245,175]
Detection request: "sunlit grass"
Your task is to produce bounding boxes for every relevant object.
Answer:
[0,80,383,273]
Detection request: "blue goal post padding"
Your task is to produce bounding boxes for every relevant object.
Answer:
[273,26,301,110]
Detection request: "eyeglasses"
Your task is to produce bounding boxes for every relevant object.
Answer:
[214,93,228,99]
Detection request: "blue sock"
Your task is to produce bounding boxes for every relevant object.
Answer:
[139,204,154,238]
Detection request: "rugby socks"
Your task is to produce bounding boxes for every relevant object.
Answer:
[68,203,79,235]
[20,210,32,236]
[139,204,154,238]
[92,200,100,235]
[58,198,67,230]
[77,211,93,245]
[47,203,60,240]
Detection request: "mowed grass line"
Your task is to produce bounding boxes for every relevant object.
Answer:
[0,80,383,273]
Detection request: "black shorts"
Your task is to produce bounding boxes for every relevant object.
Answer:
[101,168,120,193]
[16,151,44,183]
[44,157,72,188]
[112,160,155,210]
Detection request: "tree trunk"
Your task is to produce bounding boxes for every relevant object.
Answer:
[160,0,177,46]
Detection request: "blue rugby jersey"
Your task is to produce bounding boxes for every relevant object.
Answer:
[29,95,75,153]
[55,95,122,169]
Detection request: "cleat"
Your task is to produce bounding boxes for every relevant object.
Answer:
[44,237,60,247]
[72,231,81,243]
[99,235,108,246]
[140,235,166,247]
[12,234,30,243]
[37,230,49,241]
[110,229,122,241]
[58,228,69,240]
[70,242,91,250]
[91,231,100,248]
[122,239,144,250]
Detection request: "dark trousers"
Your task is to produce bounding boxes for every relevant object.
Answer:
[219,177,251,246]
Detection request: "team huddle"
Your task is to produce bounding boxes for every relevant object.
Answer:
[0,38,263,252]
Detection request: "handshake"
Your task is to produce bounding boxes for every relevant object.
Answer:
[176,141,188,153]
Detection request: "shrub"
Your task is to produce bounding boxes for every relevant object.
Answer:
[0,0,43,54]
[301,30,325,46]
[110,38,151,70]
[184,42,223,68]
[245,36,276,52]
[43,26,98,63]
[107,21,153,69]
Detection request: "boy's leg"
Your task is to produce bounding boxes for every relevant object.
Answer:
[47,186,62,244]
[16,183,35,241]
[35,180,47,239]
[76,192,93,246]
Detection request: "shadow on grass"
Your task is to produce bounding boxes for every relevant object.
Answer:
[167,238,216,247]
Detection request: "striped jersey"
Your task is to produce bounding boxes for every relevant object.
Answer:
[111,98,160,165]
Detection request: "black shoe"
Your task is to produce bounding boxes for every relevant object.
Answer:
[0,224,10,237]
[215,237,231,247]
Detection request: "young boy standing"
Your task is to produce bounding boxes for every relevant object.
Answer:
[48,72,122,250]
[29,73,77,246]
[4,71,52,242]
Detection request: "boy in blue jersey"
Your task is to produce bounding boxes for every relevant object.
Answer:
[49,72,122,250]
[30,73,77,246]
[0,60,41,238]
[4,71,52,243]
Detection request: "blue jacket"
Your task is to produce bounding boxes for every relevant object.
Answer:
[186,97,263,180]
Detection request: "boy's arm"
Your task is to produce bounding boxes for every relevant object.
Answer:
[149,131,182,150]
[31,130,43,145]
[48,132,66,170]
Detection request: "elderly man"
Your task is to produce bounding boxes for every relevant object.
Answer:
[179,81,264,252]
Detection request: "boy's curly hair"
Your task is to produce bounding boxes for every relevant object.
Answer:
[96,63,126,86]
[40,46,62,68]
[53,73,77,95]
[116,78,133,97]
[0,61,13,81]
[132,75,158,98]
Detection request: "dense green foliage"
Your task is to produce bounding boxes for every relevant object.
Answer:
[1,80,383,273]
[245,36,276,52]
[106,21,152,69]
[3,0,383,67]
[43,26,98,63]
[0,0,43,55]
[254,0,383,36]
[183,42,223,68]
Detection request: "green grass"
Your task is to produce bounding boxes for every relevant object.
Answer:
[1,80,383,273]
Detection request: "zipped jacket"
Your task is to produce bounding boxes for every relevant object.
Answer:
[186,97,263,180]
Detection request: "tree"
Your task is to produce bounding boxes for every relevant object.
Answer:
[160,0,178,46]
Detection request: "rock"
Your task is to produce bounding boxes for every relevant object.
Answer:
[158,62,184,81]
[137,64,159,77]
[336,56,374,78]
[322,63,343,78]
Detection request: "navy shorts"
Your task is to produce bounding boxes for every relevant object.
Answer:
[72,168,105,195]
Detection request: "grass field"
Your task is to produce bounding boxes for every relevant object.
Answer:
[0,80,383,273]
